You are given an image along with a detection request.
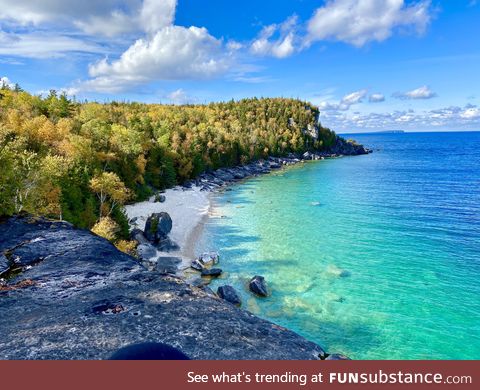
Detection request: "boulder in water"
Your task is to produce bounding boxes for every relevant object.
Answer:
[249,275,269,297]
[197,252,219,267]
[217,285,241,306]
[144,212,172,243]
[201,268,222,277]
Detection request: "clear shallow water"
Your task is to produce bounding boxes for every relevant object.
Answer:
[196,132,480,360]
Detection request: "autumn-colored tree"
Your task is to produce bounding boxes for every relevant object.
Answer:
[89,172,131,217]
[1,87,340,243]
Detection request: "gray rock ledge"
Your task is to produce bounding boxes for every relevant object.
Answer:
[0,215,328,360]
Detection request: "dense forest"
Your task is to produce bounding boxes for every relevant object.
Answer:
[0,86,337,250]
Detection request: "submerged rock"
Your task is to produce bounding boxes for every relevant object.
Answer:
[249,275,269,297]
[0,215,327,360]
[201,268,222,277]
[217,285,242,306]
[144,212,172,243]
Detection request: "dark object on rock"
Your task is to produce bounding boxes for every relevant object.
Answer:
[0,254,9,276]
[197,252,219,267]
[144,212,172,243]
[325,353,351,360]
[154,194,166,203]
[217,285,241,306]
[0,215,328,360]
[92,301,125,315]
[249,275,269,297]
[156,257,181,275]
[110,342,190,360]
[201,268,222,277]
[318,350,328,360]
[136,243,157,261]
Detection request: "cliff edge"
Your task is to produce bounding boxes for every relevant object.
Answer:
[0,215,328,360]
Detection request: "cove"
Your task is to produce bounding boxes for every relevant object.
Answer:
[196,132,480,360]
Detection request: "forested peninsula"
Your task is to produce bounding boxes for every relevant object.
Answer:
[0,86,366,249]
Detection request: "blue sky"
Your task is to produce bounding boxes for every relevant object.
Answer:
[1,0,479,132]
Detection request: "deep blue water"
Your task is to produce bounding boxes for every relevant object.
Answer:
[196,132,480,359]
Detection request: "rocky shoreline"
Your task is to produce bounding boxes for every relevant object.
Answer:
[0,215,346,360]
[182,137,371,192]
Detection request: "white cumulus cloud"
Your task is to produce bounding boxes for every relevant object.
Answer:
[250,0,432,58]
[84,26,232,92]
[1,76,14,89]
[0,0,176,37]
[393,85,437,99]
[250,16,298,58]
[460,107,480,119]
[369,93,386,102]
[318,89,368,111]
[306,0,431,47]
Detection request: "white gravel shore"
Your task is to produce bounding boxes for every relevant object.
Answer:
[124,186,210,264]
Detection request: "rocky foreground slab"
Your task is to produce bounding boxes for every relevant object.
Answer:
[0,215,330,360]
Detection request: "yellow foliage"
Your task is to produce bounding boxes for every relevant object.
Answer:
[115,240,138,257]
[91,217,120,242]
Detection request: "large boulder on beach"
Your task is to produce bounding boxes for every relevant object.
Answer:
[144,212,172,243]
[249,275,269,297]
[217,285,242,306]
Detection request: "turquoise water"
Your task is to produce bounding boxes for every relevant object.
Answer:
[196,132,480,360]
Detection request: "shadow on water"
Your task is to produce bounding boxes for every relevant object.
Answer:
[219,193,256,206]
[201,224,260,259]
[306,320,384,359]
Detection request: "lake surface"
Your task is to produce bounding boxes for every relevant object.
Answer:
[196,132,480,359]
